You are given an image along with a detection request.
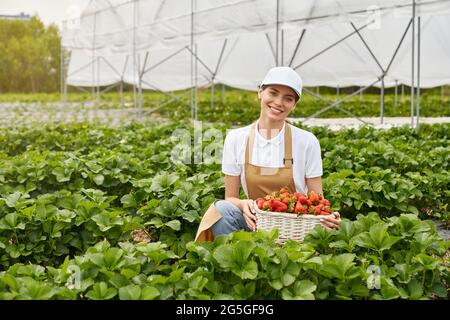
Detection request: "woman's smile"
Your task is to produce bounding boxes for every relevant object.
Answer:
[268,105,284,115]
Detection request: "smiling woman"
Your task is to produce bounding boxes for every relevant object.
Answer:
[195,66,341,241]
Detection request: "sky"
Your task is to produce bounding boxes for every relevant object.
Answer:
[0,0,90,28]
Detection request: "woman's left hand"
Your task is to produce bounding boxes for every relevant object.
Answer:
[320,212,341,230]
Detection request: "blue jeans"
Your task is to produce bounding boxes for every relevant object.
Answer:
[211,200,251,237]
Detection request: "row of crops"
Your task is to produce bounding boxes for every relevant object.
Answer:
[1,90,449,126]
[0,119,449,299]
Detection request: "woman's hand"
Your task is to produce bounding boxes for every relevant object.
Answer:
[239,199,257,231]
[320,211,341,230]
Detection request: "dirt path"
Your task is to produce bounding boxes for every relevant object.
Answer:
[288,117,450,130]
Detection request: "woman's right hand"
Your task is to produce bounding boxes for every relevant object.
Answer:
[239,199,257,231]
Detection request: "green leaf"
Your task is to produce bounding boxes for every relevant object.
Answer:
[119,284,141,300]
[140,286,160,300]
[380,277,400,300]
[413,253,439,270]
[0,212,26,230]
[52,167,73,182]
[320,253,358,280]
[354,223,401,252]
[121,190,147,208]
[238,261,258,280]
[0,274,19,292]
[281,280,316,300]
[282,262,300,287]
[85,282,117,300]
[93,174,104,185]
[213,241,258,279]
[18,279,56,300]
[165,219,181,231]
[150,173,179,192]
[3,192,33,210]
[181,210,200,223]
[407,279,424,299]
[233,282,256,299]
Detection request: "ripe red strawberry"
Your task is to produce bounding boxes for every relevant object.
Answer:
[308,191,320,204]
[256,198,265,209]
[272,200,287,212]
[263,200,273,211]
[294,202,307,214]
[293,192,305,201]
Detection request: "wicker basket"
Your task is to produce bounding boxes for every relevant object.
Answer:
[254,201,323,244]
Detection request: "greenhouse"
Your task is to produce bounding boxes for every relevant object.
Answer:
[0,0,449,304]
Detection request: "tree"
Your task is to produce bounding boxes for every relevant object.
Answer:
[0,16,61,92]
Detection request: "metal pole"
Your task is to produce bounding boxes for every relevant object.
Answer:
[185,46,215,76]
[305,78,381,121]
[120,81,124,107]
[281,29,284,66]
[92,12,97,102]
[293,20,374,70]
[96,56,100,102]
[416,16,421,129]
[61,45,68,104]
[137,54,142,116]
[190,0,196,120]
[350,21,385,74]
[64,65,68,104]
[394,80,398,112]
[120,56,129,108]
[380,77,385,124]
[140,52,149,117]
[302,87,369,124]
[288,29,306,67]
[210,38,227,110]
[410,1,416,128]
[60,35,64,103]
[276,0,280,65]
[194,43,198,120]
[141,79,191,108]
[133,0,137,112]
[211,82,215,109]
[100,82,120,94]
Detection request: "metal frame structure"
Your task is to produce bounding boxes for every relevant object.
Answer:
[61,0,428,127]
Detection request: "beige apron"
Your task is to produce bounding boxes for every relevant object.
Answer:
[195,122,296,241]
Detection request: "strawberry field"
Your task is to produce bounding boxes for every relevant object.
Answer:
[0,116,448,299]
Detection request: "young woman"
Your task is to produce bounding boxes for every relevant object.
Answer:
[195,67,341,241]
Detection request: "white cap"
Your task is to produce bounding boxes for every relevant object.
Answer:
[260,66,303,99]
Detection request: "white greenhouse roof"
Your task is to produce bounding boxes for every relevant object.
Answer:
[62,0,450,90]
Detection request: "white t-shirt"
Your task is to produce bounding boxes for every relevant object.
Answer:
[222,121,323,197]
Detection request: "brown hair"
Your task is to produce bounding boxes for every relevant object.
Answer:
[260,84,300,103]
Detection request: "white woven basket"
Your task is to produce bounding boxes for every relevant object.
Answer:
[254,201,323,244]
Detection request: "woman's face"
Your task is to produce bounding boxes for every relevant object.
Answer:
[258,84,297,121]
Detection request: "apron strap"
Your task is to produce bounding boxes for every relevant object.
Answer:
[283,124,293,168]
